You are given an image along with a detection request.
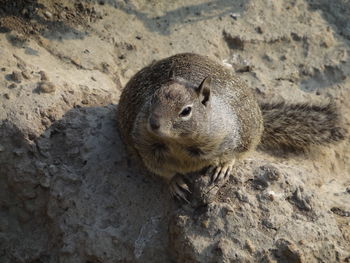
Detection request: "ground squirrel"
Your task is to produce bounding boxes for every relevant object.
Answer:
[117,53,346,200]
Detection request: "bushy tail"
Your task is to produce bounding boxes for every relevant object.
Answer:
[258,101,347,152]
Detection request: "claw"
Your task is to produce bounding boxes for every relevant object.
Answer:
[211,166,222,183]
[169,174,191,203]
[210,160,235,185]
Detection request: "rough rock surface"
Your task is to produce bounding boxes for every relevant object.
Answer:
[171,162,348,262]
[0,0,349,262]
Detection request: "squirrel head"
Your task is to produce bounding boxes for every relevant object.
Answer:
[147,76,212,140]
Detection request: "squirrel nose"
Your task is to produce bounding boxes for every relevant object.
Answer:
[149,116,160,130]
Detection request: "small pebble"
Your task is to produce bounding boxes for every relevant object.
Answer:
[230,13,240,20]
[41,118,50,126]
[38,81,56,93]
[22,70,31,79]
[3,93,10,99]
[59,11,66,19]
[245,240,255,253]
[11,71,22,82]
[255,26,263,34]
[21,8,28,16]
[13,148,25,156]
[39,176,51,188]
[1,67,6,71]
[101,62,109,73]
[17,62,26,71]
[201,219,209,228]
[44,11,53,19]
[331,207,350,217]
[39,70,49,81]
[8,83,17,89]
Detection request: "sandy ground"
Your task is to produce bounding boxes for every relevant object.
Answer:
[0,0,349,262]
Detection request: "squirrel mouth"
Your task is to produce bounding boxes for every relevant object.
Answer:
[147,122,172,139]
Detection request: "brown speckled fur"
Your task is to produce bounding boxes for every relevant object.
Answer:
[259,101,346,152]
[117,53,346,180]
[117,53,263,179]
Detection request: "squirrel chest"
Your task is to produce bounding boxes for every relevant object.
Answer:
[132,124,224,177]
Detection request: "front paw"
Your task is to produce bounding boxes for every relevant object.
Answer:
[209,160,235,184]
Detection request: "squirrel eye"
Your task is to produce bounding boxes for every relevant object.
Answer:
[180,106,192,117]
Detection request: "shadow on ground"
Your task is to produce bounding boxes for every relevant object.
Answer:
[114,0,248,35]
[0,104,172,262]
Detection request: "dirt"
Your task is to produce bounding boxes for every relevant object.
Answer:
[0,0,349,262]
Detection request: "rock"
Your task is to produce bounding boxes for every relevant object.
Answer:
[230,13,240,20]
[11,71,23,82]
[21,70,31,79]
[252,165,281,190]
[223,30,245,50]
[101,62,110,73]
[44,11,53,19]
[255,26,263,34]
[39,70,49,81]
[291,32,302,41]
[274,239,303,263]
[289,187,312,211]
[38,81,56,93]
[3,93,10,99]
[13,148,26,156]
[21,8,29,17]
[169,161,347,262]
[59,11,67,19]
[320,32,335,48]
[331,207,350,217]
[0,0,349,262]
[245,240,255,253]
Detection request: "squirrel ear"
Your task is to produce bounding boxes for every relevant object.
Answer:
[197,77,211,106]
